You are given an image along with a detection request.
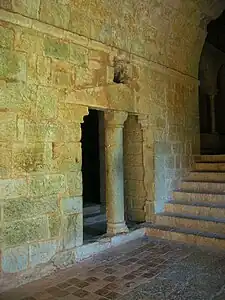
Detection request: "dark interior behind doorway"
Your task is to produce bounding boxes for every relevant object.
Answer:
[81,109,101,206]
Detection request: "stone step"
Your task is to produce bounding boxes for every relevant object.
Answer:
[165,202,225,219]
[173,191,225,205]
[179,181,225,193]
[186,171,225,182]
[146,224,225,249]
[195,155,225,162]
[155,213,225,235]
[195,162,225,171]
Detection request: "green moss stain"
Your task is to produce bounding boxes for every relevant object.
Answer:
[0,48,19,77]
[4,195,58,222]
[48,213,61,238]
[4,217,48,246]
[0,27,14,49]
[44,37,69,60]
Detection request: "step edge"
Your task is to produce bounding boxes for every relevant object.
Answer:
[156,212,225,224]
[166,201,225,209]
[146,224,225,239]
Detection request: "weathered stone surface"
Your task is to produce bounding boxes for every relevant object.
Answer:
[29,240,59,268]
[2,245,29,273]
[0,48,26,81]
[52,143,82,171]
[65,171,82,196]
[69,44,88,67]
[28,174,66,197]
[15,29,44,54]
[40,0,70,29]
[44,37,69,60]
[4,216,48,246]
[62,213,83,249]
[12,0,40,18]
[48,212,61,239]
[60,196,82,214]
[36,86,59,120]
[0,26,14,48]
[0,178,28,200]
[4,195,58,222]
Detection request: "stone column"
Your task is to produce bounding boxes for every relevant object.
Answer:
[209,94,216,133]
[104,110,129,235]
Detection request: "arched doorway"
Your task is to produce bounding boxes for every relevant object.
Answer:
[199,11,225,154]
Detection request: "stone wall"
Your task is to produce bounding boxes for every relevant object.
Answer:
[0,0,223,282]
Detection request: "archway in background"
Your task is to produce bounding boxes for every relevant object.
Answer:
[199,10,225,154]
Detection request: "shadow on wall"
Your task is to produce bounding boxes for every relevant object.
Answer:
[154,142,189,213]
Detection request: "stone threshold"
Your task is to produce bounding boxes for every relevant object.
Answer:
[0,225,147,293]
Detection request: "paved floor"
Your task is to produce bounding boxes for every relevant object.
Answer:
[1,237,225,300]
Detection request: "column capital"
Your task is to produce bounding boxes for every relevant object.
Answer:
[104,110,128,127]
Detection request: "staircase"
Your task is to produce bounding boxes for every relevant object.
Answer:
[147,155,225,249]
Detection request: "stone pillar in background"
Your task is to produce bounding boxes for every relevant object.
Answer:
[209,94,216,134]
[104,110,129,235]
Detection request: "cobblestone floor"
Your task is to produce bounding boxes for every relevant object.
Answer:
[1,237,225,300]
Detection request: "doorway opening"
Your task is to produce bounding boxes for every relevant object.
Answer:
[81,109,106,243]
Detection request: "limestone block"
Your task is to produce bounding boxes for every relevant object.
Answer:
[2,245,29,273]
[124,154,142,167]
[0,48,26,81]
[75,67,94,87]
[90,18,113,46]
[0,143,12,178]
[69,44,88,67]
[12,142,45,174]
[15,29,44,55]
[37,86,59,120]
[65,171,82,196]
[12,0,40,19]
[92,67,107,86]
[48,212,61,238]
[0,26,14,49]
[29,240,59,268]
[59,123,82,142]
[51,248,76,268]
[44,37,69,60]
[0,112,17,142]
[57,103,88,124]
[0,178,28,200]
[4,216,49,246]
[52,142,82,172]
[69,8,90,37]
[65,87,109,108]
[62,213,83,249]
[4,194,58,222]
[36,56,51,85]
[107,85,135,112]
[28,174,65,197]
[124,166,144,180]
[51,58,76,88]
[125,180,146,198]
[0,0,12,9]
[0,82,37,114]
[40,0,70,29]
[60,196,82,214]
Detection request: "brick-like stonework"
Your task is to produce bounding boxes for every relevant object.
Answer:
[0,0,225,289]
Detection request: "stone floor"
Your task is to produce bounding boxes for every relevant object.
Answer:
[1,237,225,300]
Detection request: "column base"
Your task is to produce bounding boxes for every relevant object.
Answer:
[107,222,129,235]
